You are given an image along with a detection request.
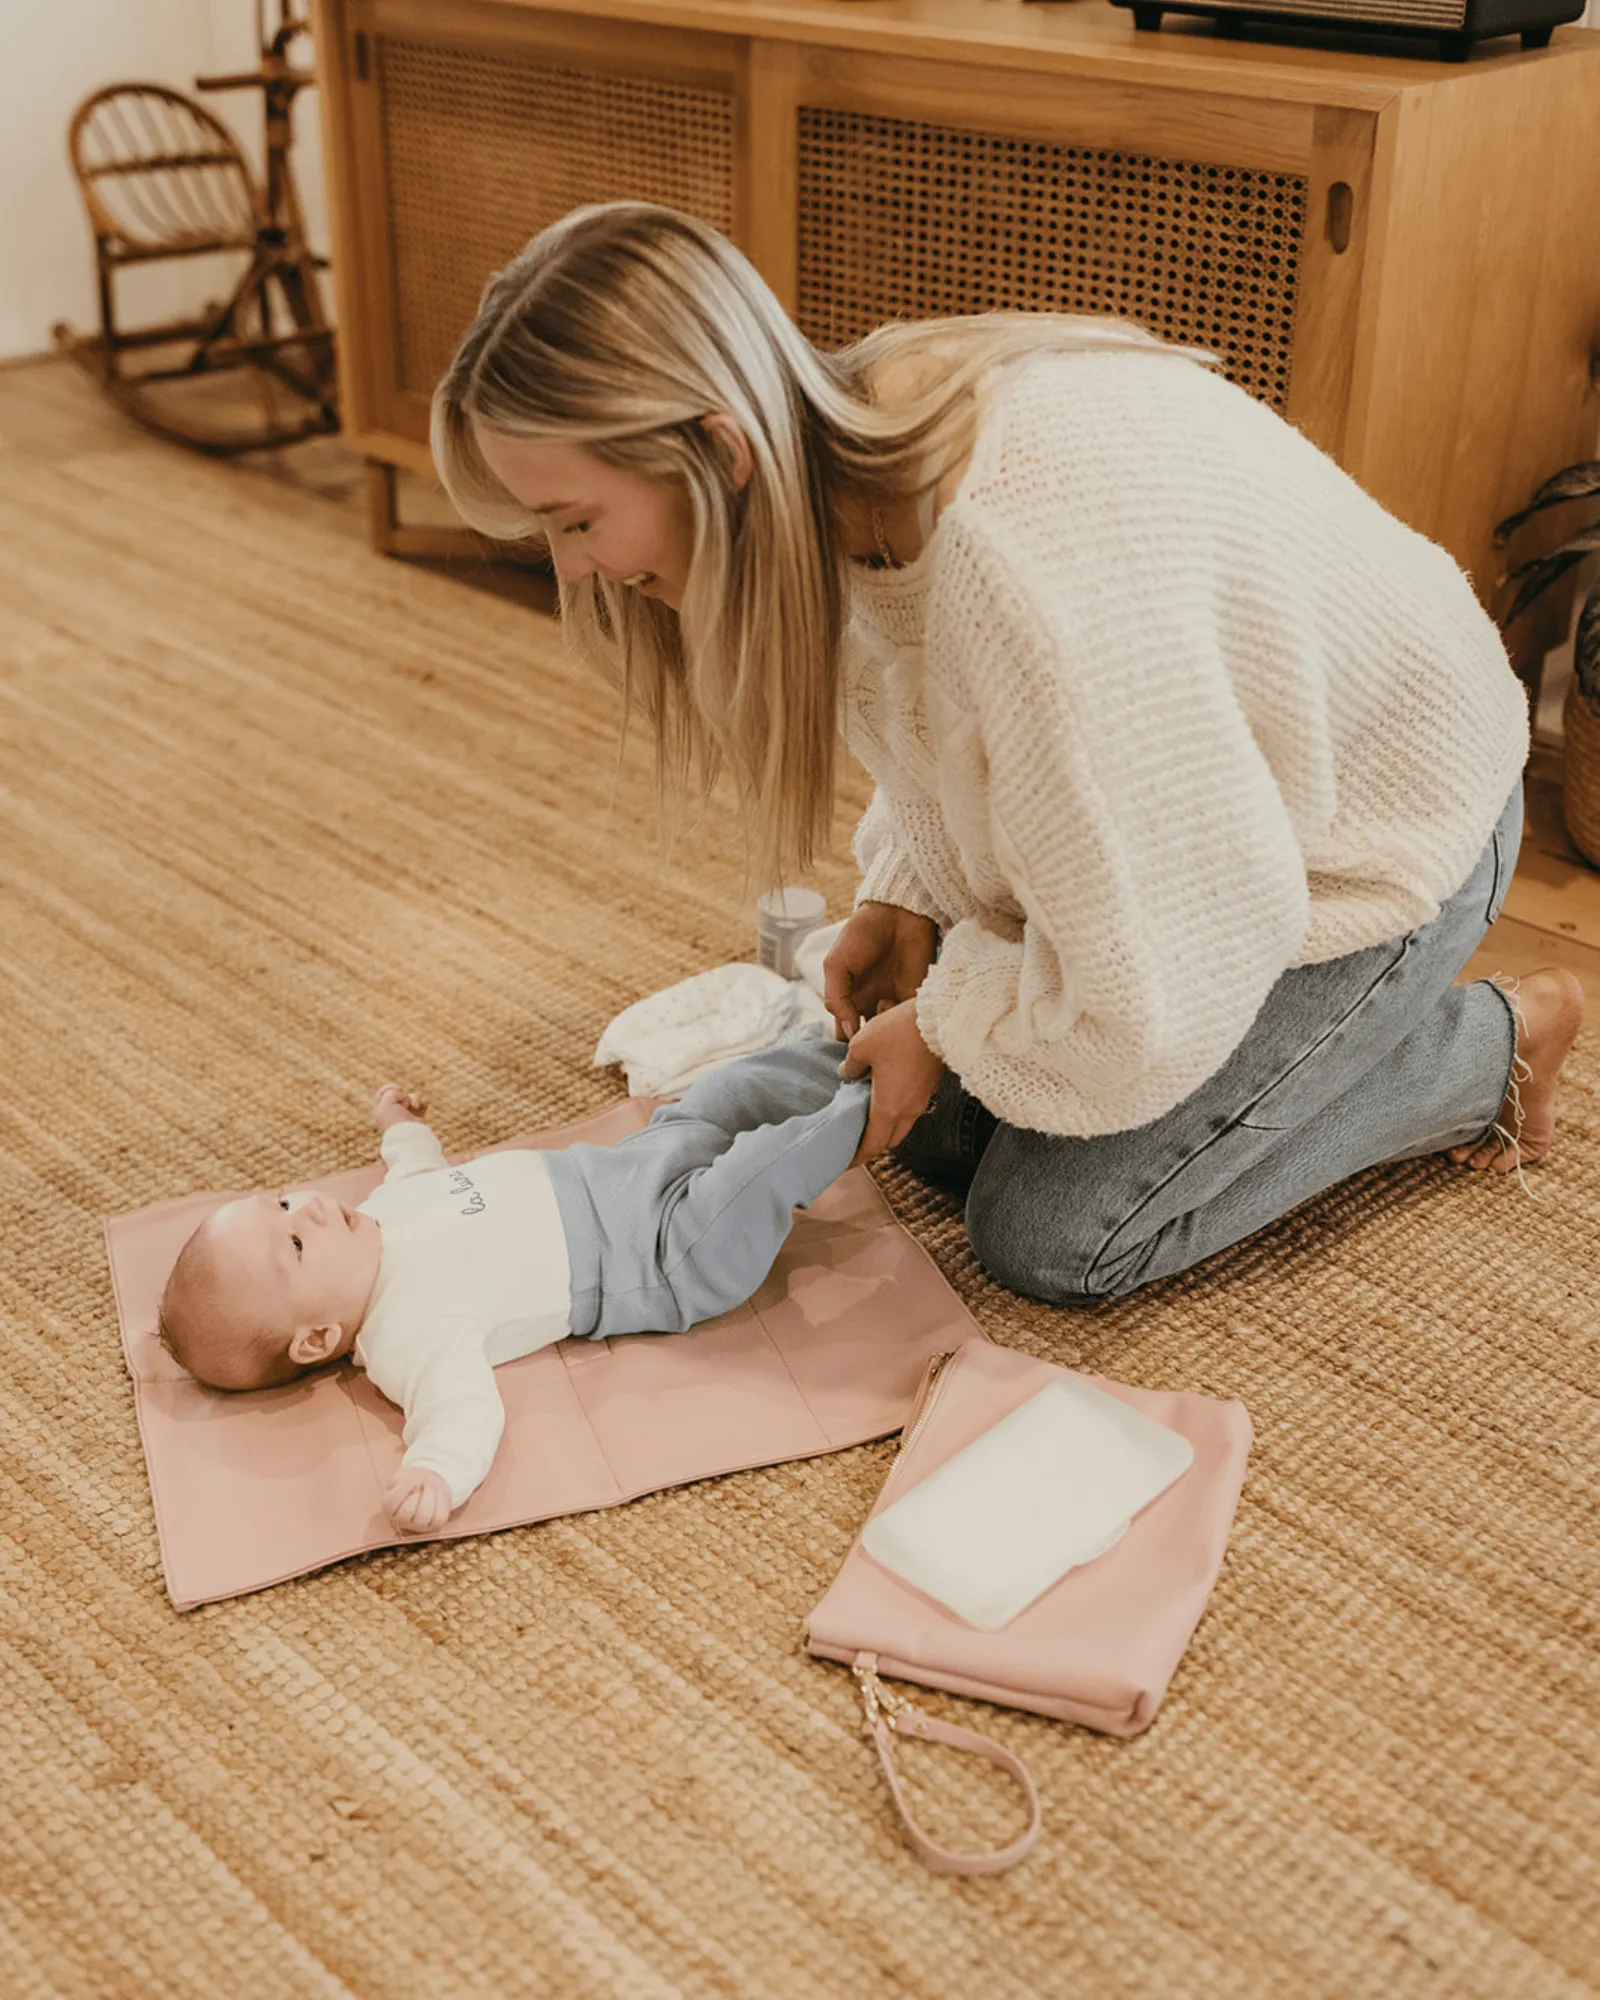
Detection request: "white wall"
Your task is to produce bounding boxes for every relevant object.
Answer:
[0,0,330,361]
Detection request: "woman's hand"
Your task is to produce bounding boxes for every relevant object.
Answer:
[839,998,945,1165]
[823,902,939,1040]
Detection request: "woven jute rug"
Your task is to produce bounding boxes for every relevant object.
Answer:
[1,363,1596,2000]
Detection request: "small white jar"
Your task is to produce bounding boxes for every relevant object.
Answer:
[755,886,829,981]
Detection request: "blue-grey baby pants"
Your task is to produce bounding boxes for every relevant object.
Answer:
[543,1032,870,1339]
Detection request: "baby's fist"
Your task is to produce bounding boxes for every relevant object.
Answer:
[373,1081,428,1131]
[384,1464,453,1533]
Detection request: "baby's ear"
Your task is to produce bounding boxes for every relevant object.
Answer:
[287,1322,344,1368]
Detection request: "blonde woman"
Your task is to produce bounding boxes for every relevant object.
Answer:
[432,201,1582,1307]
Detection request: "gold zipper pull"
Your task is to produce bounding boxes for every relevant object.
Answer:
[891,1347,958,1469]
[853,1657,911,1736]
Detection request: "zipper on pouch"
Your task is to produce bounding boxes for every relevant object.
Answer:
[880,1347,958,1501]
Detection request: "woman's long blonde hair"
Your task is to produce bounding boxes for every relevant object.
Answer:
[432,201,1218,890]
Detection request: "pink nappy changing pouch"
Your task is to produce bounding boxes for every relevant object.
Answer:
[105,1099,983,1610]
[806,1338,1254,1738]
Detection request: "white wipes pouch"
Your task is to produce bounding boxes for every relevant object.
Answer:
[860,1378,1196,1631]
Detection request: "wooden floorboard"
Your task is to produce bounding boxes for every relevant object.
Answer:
[1478,774,1600,981]
[1460,913,1600,985]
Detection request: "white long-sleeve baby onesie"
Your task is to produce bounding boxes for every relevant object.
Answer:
[353,1121,572,1507]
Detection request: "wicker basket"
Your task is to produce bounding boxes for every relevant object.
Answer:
[1562,678,1600,868]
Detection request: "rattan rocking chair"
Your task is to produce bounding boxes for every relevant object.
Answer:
[55,26,338,455]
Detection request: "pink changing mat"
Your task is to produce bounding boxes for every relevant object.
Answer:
[105,1099,984,1610]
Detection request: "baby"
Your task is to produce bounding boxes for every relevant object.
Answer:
[158,1032,870,1533]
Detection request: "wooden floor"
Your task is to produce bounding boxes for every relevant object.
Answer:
[1463,758,1600,986]
[5,350,1599,986]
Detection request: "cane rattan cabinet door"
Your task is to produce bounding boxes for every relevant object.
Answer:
[738,33,1600,667]
[331,0,741,455]
[793,104,1309,416]
[742,44,1366,469]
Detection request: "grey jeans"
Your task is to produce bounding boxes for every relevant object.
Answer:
[895,785,1525,1306]
[545,1036,870,1339]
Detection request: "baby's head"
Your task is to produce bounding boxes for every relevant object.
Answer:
[158,1190,381,1391]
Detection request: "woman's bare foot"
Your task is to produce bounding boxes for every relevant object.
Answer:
[1448,967,1585,1172]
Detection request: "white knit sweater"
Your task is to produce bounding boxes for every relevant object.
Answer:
[843,349,1528,1138]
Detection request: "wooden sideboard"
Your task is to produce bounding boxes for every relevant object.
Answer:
[308,0,1600,670]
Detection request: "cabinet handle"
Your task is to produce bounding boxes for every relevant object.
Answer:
[354,29,371,82]
[1326,181,1353,255]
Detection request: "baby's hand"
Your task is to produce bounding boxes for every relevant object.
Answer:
[384,1464,454,1533]
[373,1081,429,1132]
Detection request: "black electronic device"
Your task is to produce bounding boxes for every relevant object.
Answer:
[1106,0,1585,61]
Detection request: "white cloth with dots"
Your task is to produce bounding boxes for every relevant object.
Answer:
[594,962,833,1100]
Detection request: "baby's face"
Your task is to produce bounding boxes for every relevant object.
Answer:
[206,1188,381,1358]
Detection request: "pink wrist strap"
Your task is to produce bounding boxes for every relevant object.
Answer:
[853,1654,1041,1875]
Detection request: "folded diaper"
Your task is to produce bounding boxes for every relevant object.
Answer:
[594,961,833,1099]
